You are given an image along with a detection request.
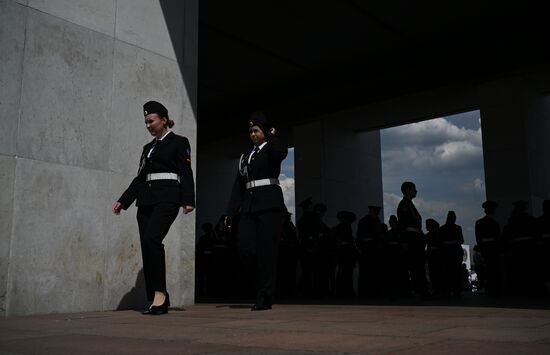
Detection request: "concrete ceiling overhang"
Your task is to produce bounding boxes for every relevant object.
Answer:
[198,1,550,142]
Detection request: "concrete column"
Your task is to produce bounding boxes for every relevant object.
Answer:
[196,150,238,230]
[479,78,550,224]
[294,120,383,227]
[0,0,198,316]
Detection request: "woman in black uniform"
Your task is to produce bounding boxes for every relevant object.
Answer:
[112,101,195,315]
[225,112,288,311]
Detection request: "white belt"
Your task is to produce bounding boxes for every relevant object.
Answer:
[246,178,279,189]
[146,173,180,182]
[406,227,422,233]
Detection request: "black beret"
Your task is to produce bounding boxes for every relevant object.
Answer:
[249,111,272,134]
[143,101,168,118]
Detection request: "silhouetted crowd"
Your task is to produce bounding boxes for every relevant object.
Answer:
[196,191,550,302]
[473,199,550,298]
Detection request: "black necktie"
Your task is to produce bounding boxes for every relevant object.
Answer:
[250,146,260,162]
[138,140,158,175]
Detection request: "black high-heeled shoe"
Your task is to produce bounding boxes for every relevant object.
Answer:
[143,292,170,315]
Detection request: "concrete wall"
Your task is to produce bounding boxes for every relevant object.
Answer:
[479,77,550,224]
[294,120,383,228]
[0,0,197,316]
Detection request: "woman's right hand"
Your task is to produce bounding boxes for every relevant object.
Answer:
[224,215,232,230]
[112,202,122,215]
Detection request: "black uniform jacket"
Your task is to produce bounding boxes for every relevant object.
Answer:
[475,216,501,246]
[397,198,422,232]
[118,132,195,209]
[227,135,288,216]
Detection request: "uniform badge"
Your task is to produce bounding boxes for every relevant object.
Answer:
[144,110,148,115]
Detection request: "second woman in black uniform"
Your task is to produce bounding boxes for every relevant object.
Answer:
[225,112,288,311]
[112,100,195,315]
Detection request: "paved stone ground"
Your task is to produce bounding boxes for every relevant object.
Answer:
[1,302,550,354]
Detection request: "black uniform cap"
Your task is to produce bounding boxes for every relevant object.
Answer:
[512,200,528,211]
[336,210,356,223]
[144,101,168,118]
[482,200,498,211]
[249,111,272,134]
[313,203,327,213]
[298,197,313,208]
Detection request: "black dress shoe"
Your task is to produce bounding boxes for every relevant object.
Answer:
[251,303,272,311]
[143,293,170,315]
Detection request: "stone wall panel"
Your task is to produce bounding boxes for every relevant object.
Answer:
[17,10,114,170]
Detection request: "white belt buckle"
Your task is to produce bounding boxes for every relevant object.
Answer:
[246,178,279,189]
[146,173,180,182]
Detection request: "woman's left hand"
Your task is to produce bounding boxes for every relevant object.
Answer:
[182,205,195,214]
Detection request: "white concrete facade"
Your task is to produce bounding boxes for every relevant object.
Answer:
[0,0,198,316]
[294,120,383,227]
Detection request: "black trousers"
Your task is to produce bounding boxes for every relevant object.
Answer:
[137,203,180,301]
[237,210,284,304]
[406,233,428,296]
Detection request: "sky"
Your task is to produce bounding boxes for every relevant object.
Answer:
[280,111,485,244]
[380,110,486,245]
[279,148,296,221]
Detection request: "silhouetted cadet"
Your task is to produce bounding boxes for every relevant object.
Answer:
[356,205,383,297]
[297,198,322,297]
[277,212,300,298]
[397,181,428,297]
[440,211,464,298]
[334,211,358,297]
[425,219,445,297]
[314,203,336,297]
[225,112,288,311]
[211,216,237,298]
[475,200,502,297]
[536,200,550,293]
[502,200,538,296]
[196,222,215,298]
[385,215,410,297]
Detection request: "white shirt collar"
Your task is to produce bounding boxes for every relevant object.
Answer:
[254,142,267,151]
[158,130,172,141]
[248,142,267,164]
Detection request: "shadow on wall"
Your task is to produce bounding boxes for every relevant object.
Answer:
[159,0,197,118]
[117,269,148,310]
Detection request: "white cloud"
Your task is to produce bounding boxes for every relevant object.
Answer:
[382,117,483,171]
[279,174,296,219]
[458,177,486,194]
[386,117,482,146]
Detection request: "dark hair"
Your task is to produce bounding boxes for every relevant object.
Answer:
[401,181,416,194]
[166,118,175,128]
